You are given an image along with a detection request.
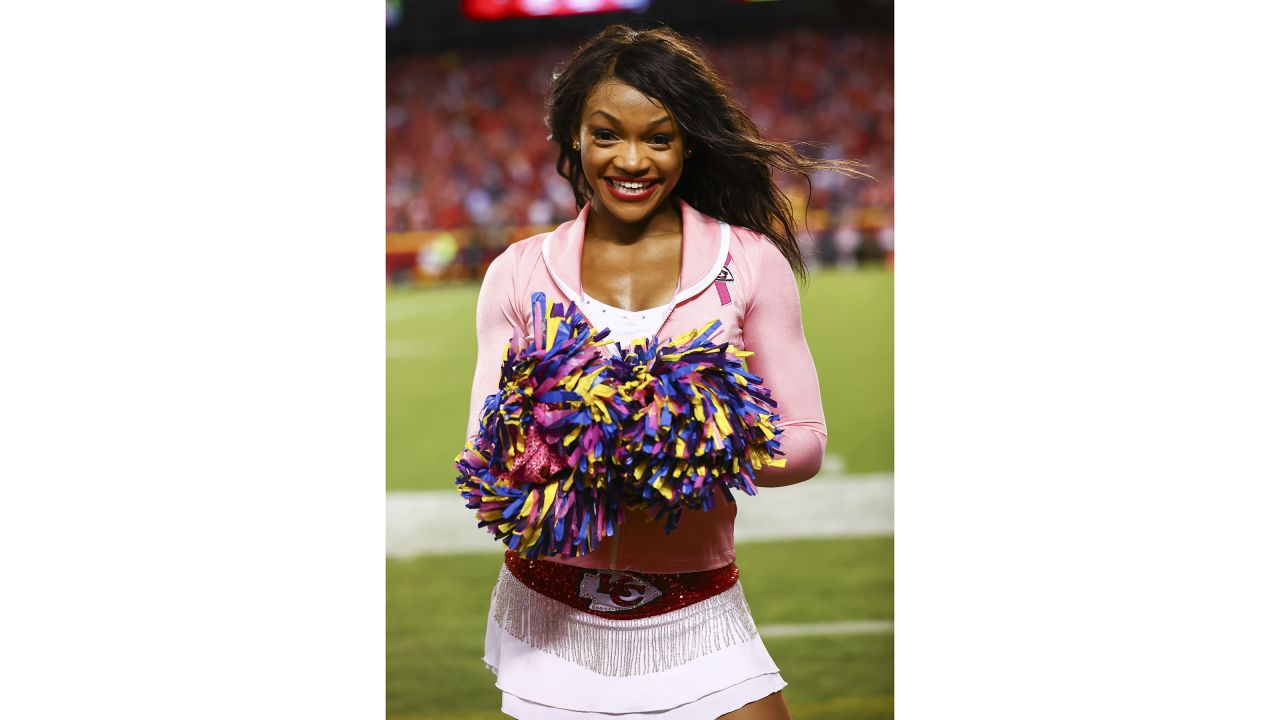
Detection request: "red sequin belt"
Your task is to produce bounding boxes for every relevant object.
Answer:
[503,551,740,620]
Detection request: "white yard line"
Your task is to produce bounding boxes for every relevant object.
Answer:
[387,473,893,558]
[735,473,893,543]
[758,619,893,638]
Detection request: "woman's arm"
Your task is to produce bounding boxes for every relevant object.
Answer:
[740,242,828,487]
[464,247,525,442]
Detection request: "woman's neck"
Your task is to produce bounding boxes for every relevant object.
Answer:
[585,198,682,246]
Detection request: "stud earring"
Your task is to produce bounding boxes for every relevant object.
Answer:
[572,141,581,151]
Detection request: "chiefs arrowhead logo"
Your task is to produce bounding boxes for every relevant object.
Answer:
[578,570,664,612]
[715,266,734,283]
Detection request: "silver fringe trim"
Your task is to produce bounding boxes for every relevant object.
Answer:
[492,564,759,677]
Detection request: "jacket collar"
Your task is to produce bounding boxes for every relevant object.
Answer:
[541,197,730,305]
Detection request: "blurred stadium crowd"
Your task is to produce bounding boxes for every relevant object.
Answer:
[387,28,893,283]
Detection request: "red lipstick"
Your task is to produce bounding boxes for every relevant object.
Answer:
[603,177,659,202]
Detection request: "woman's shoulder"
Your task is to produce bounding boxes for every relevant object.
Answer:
[724,223,789,272]
[725,223,770,249]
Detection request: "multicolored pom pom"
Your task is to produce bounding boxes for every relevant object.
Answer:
[454,292,627,558]
[455,293,788,557]
[608,319,787,533]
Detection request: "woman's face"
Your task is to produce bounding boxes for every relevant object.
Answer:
[575,80,686,226]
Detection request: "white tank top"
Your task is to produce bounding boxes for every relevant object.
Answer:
[579,291,675,349]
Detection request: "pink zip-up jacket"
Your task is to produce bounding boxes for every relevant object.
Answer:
[466,199,826,572]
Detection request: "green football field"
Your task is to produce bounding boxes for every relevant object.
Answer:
[387,267,894,719]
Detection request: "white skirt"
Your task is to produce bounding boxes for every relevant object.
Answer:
[483,564,786,719]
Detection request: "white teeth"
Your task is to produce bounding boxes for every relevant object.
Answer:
[610,179,652,192]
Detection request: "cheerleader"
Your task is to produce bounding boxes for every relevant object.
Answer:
[463,25,865,719]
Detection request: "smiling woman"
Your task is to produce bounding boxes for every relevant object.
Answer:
[457,24,868,720]
[579,83,687,219]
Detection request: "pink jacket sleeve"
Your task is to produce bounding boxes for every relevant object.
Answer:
[739,241,828,486]
[464,247,527,442]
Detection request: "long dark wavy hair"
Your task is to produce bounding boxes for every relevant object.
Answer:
[545,24,867,280]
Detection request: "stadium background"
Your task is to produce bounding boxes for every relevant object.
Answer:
[387,1,894,718]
